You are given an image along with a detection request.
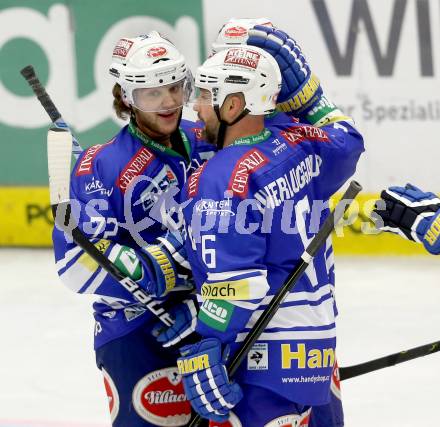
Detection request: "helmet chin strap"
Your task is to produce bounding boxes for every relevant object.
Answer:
[170,109,188,160]
[213,105,250,149]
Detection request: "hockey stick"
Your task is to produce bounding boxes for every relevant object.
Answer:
[190,180,363,427]
[21,65,83,159]
[339,339,440,381]
[47,127,174,326]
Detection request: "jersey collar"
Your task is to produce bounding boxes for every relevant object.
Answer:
[128,121,191,159]
[231,128,272,147]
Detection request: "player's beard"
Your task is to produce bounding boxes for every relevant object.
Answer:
[203,121,220,146]
[134,107,181,145]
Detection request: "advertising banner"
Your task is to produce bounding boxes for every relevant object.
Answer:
[1,0,437,251]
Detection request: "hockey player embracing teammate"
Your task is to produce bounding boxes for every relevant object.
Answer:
[52,32,216,426]
[175,25,364,426]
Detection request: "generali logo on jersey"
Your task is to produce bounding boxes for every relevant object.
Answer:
[280,125,330,147]
[224,26,248,38]
[224,48,260,69]
[187,162,207,197]
[132,367,191,426]
[75,138,115,176]
[117,147,155,193]
[228,149,268,197]
[113,38,134,58]
[147,46,167,58]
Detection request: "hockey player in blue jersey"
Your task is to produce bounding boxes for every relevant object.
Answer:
[374,184,440,255]
[52,32,216,426]
[210,19,346,426]
[175,30,364,426]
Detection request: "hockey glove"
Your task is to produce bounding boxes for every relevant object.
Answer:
[136,231,193,297]
[247,25,322,116]
[374,183,440,255]
[177,338,243,422]
[151,297,198,347]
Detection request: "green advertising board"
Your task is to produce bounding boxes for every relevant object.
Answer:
[0,0,204,185]
[0,1,428,254]
[0,0,204,244]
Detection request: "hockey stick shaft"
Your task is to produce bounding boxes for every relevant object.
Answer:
[227,180,362,375]
[190,180,362,426]
[47,127,174,326]
[21,65,83,159]
[339,340,440,381]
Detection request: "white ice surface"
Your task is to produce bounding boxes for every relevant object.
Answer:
[0,249,439,426]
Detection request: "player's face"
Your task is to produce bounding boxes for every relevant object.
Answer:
[133,83,183,140]
[193,89,219,145]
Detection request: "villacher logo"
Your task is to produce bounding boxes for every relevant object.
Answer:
[147,46,167,58]
[224,26,248,38]
[132,367,191,425]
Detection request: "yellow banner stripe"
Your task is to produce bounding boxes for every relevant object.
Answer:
[0,187,430,254]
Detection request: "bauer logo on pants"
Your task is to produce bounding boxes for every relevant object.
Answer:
[132,367,191,426]
[102,368,120,423]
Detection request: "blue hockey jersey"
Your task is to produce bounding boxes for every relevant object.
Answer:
[52,119,215,348]
[181,119,364,406]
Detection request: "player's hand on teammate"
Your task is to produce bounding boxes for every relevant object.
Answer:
[177,338,243,422]
[151,298,198,347]
[374,183,440,255]
[139,231,194,297]
[247,25,322,115]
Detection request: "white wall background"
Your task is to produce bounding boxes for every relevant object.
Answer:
[202,0,440,192]
[1,0,439,192]
[1,249,439,426]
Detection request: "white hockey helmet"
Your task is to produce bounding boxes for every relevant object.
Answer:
[211,17,273,54]
[194,45,281,115]
[109,32,192,112]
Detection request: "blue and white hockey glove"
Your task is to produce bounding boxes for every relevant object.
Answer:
[151,297,198,347]
[113,233,194,298]
[177,338,243,422]
[374,183,440,255]
[247,25,322,116]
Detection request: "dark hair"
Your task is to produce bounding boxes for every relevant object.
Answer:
[112,83,131,120]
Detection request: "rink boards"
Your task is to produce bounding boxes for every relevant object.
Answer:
[0,187,427,254]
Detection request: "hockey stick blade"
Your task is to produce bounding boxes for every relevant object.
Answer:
[47,127,174,327]
[190,181,363,427]
[21,65,83,159]
[340,340,440,381]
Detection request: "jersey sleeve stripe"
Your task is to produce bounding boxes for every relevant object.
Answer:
[59,256,100,293]
[236,328,336,342]
[245,297,335,329]
[82,268,108,294]
[205,268,267,281]
[55,245,83,273]
[261,283,333,305]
